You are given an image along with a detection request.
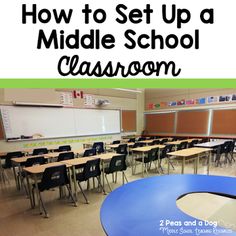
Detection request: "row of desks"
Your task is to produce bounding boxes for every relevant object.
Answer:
[22,152,122,210]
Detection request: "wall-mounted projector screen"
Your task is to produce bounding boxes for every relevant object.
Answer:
[0,106,121,140]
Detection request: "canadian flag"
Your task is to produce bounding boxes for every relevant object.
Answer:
[73,90,84,99]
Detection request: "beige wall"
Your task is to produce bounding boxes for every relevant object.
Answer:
[0,89,143,152]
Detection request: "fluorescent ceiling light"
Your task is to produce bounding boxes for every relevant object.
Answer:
[113,88,142,93]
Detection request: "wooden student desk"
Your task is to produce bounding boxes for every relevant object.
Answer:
[167,147,212,175]
[61,152,122,198]
[131,145,165,176]
[195,140,227,148]
[165,138,201,146]
[23,162,72,210]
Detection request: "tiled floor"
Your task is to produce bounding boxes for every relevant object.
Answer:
[1,157,236,236]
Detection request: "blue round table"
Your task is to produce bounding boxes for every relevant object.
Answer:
[100,174,236,236]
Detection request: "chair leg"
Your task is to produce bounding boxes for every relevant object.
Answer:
[123,171,128,183]
[65,185,77,207]
[38,192,49,218]
[115,172,117,183]
[122,172,125,185]
[32,188,36,208]
[77,181,89,204]
[105,174,112,192]
[169,160,175,170]
[96,176,106,195]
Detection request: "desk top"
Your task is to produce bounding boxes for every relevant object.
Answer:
[168,147,212,157]
[61,152,121,166]
[23,162,71,174]
[11,154,50,164]
[166,139,201,145]
[132,145,165,153]
[100,174,236,236]
[106,142,135,149]
[195,141,226,148]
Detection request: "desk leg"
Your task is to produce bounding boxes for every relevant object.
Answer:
[142,153,144,177]
[131,153,134,175]
[102,161,105,189]
[207,152,211,175]
[167,157,170,175]
[33,174,41,214]
[12,164,19,190]
[72,166,78,201]
[26,173,33,208]
[182,157,185,174]
[196,154,199,174]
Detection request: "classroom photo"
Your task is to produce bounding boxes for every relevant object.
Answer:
[0,88,236,236]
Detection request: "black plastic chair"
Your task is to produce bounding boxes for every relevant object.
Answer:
[188,140,199,148]
[92,142,105,154]
[177,141,188,150]
[112,140,120,145]
[138,137,146,141]
[200,138,208,143]
[128,138,136,143]
[57,152,74,162]
[76,159,106,203]
[150,140,161,145]
[160,138,168,144]
[104,155,128,191]
[135,148,159,174]
[83,148,96,157]
[2,151,24,184]
[116,144,128,156]
[32,148,48,156]
[58,145,71,152]
[132,142,145,149]
[25,156,46,167]
[32,165,76,217]
[3,151,24,169]
[159,144,175,173]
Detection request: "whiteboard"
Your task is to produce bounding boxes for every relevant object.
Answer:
[0,106,121,140]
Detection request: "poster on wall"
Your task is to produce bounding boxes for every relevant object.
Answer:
[84,94,95,106]
[60,92,73,105]
[207,96,218,104]
[219,95,231,102]
[177,100,185,106]
[232,94,236,101]
[186,99,195,105]
[196,98,206,105]
[169,101,177,107]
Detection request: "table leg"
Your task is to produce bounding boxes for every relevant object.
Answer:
[142,153,144,177]
[33,174,41,214]
[26,172,34,208]
[207,151,211,175]
[72,166,78,201]
[167,157,170,175]
[102,160,105,188]
[131,153,134,175]
[182,157,185,174]
[12,164,19,190]
[196,154,199,174]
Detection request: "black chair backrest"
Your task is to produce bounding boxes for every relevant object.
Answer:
[171,137,178,142]
[177,141,188,150]
[160,138,168,144]
[151,140,160,145]
[92,142,105,154]
[138,137,146,141]
[228,140,235,152]
[58,145,71,152]
[32,148,48,156]
[128,138,136,143]
[188,140,199,148]
[25,156,46,167]
[116,144,128,155]
[83,159,101,180]
[108,155,127,173]
[132,142,145,148]
[147,148,159,162]
[223,141,233,153]
[201,138,208,143]
[39,165,69,191]
[83,148,96,157]
[112,140,121,144]
[57,152,74,162]
[160,145,174,159]
[5,151,24,168]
